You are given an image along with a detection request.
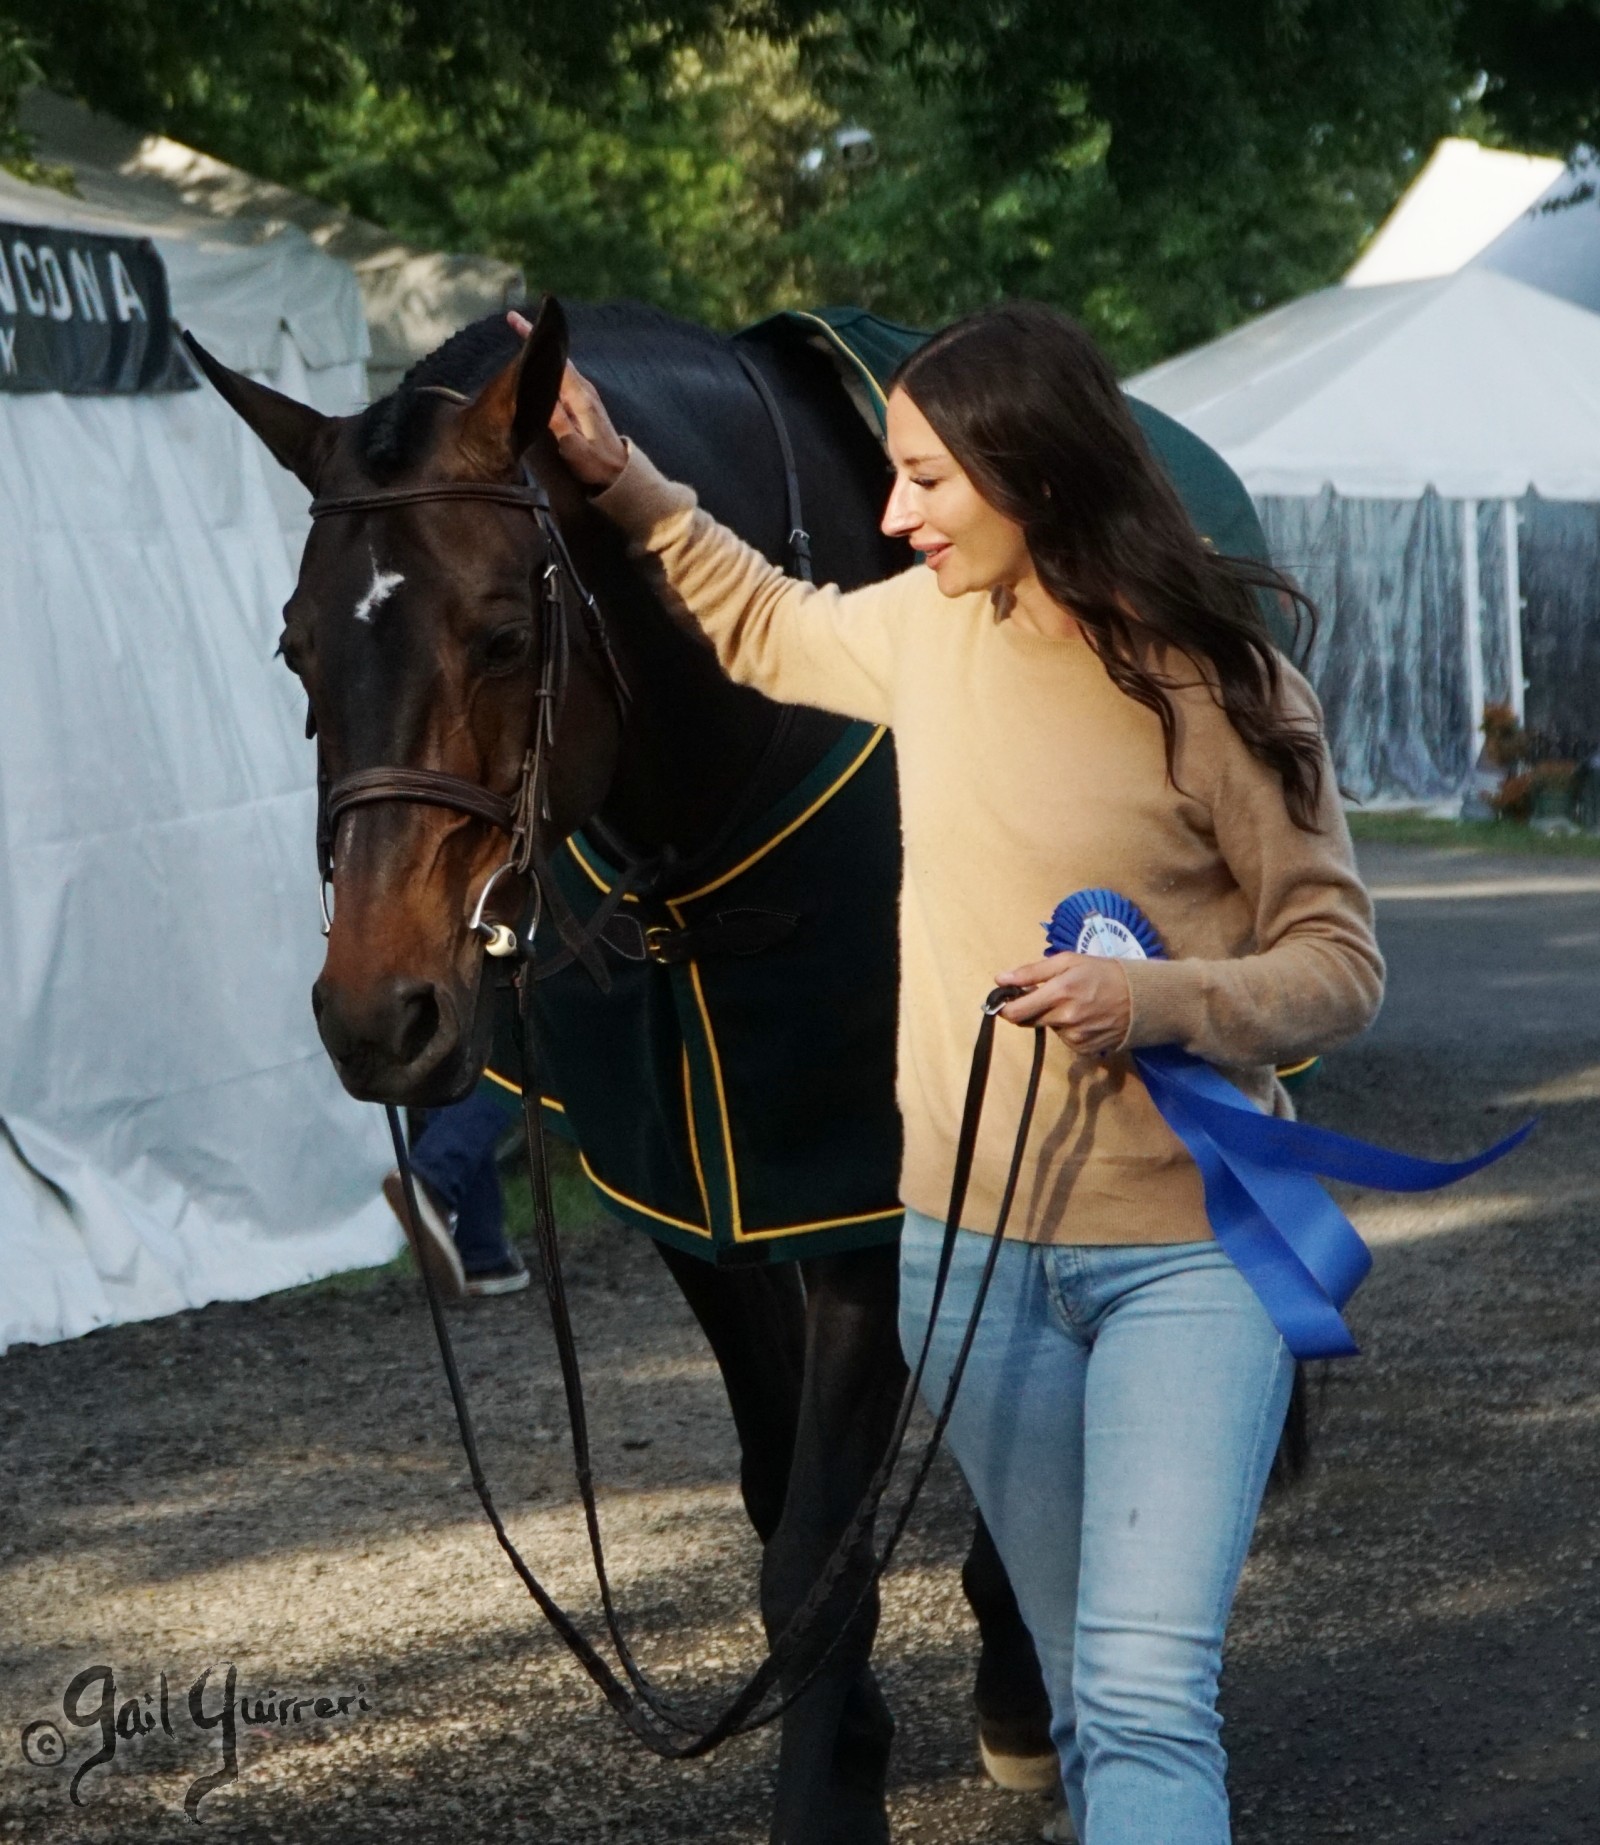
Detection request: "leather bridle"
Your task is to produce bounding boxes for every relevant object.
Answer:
[307,463,632,982]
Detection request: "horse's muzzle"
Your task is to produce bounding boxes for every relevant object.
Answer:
[312,971,478,1105]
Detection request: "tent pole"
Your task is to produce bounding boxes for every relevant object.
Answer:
[1461,498,1484,769]
[1502,498,1525,723]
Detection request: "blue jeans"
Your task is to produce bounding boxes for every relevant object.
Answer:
[409,1092,514,1274]
[899,1211,1293,1845]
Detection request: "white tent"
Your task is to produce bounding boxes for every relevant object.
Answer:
[20,88,525,397]
[1132,268,1600,501]
[0,170,398,1353]
[1129,265,1600,803]
[1345,138,1563,287]
[1476,146,1600,317]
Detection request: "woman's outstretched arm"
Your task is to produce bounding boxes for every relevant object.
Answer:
[543,343,917,725]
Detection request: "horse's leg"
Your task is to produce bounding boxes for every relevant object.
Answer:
[652,1240,806,1542]
[963,1512,1058,1790]
[762,1242,904,1845]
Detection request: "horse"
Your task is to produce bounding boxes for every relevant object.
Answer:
[186,295,1058,1845]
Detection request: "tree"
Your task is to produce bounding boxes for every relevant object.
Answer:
[5,1,1600,366]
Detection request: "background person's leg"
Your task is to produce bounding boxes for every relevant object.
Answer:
[408,1091,510,1210]
[1070,1243,1293,1845]
[446,1136,516,1278]
[402,1092,525,1291]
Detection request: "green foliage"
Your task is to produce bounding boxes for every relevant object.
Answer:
[274,32,839,329]
[7,0,1600,366]
[788,41,1424,372]
[0,19,72,189]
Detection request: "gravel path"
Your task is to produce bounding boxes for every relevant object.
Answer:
[4,839,1599,1842]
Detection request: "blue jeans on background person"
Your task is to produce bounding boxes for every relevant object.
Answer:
[899,1210,1294,1845]
[408,1090,515,1274]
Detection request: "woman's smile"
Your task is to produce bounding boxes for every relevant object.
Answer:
[880,388,1033,600]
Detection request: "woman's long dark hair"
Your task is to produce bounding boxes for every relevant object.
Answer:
[892,302,1325,829]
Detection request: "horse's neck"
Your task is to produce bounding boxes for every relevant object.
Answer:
[606,565,782,862]
[552,316,893,869]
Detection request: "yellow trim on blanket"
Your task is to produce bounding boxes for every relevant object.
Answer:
[484,1056,897,1243]
[674,727,887,903]
[674,928,743,1237]
[567,836,637,896]
[682,1046,713,1230]
[787,310,891,417]
[736,1203,904,1241]
[579,1154,712,1239]
[484,1066,566,1113]
[1275,1057,1320,1079]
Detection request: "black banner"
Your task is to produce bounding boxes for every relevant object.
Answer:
[0,221,195,395]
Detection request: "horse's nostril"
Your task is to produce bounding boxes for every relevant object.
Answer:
[390,980,441,1067]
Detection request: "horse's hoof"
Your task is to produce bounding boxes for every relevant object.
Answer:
[977,1728,1059,1794]
[1039,1799,1077,1843]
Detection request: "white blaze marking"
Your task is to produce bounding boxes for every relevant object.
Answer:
[353,551,405,624]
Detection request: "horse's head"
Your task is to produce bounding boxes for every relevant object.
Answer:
[190,299,624,1104]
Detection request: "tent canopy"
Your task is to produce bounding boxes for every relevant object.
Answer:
[20,88,523,393]
[1476,147,1600,317]
[0,167,394,1354]
[1345,138,1563,287]
[0,161,366,383]
[1127,267,1600,502]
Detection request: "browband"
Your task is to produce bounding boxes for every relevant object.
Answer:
[309,481,551,519]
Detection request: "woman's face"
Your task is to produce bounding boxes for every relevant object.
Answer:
[881,387,1033,598]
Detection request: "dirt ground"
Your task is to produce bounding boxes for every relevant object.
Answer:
[4,838,1600,1844]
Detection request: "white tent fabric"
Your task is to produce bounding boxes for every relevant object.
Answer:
[0,166,368,389]
[1345,138,1563,287]
[1,180,397,1354]
[1129,264,1600,804]
[20,89,523,398]
[1476,146,1600,318]
[1128,267,1600,503]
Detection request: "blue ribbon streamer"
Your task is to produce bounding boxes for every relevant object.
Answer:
[1046,891,1535,1360]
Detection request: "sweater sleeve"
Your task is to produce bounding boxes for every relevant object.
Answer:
[591,442,909,724]
[1118,669,1385,1066]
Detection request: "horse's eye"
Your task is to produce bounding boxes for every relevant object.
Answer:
[278,631,307,676]
[483,624,533,672]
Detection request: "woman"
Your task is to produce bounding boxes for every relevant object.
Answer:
[541,301,1383,1843]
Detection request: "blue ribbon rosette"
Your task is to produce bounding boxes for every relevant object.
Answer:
[1046,889,1534,1360]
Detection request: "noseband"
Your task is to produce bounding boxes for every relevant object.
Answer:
[307,464,630,971]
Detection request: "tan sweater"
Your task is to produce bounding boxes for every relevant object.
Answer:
[595,446,1385,1245]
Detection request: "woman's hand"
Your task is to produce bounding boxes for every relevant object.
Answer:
[993,953,1132,1055]
[506,311,628,491]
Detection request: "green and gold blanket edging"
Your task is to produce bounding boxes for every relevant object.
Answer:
[480,719,905,1266]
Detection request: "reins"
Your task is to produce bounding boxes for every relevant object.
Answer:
[385,988,1044,1753]
[312,373,1031,1751]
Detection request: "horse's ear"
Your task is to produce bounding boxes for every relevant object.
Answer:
[183,331,334,491]
[459,294,570,472]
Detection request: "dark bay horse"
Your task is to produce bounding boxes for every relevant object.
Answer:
[187,297,1054,1844]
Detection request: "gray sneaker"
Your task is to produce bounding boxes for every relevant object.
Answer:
[464,1251,531,1297]
[383,1169,468,1301]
